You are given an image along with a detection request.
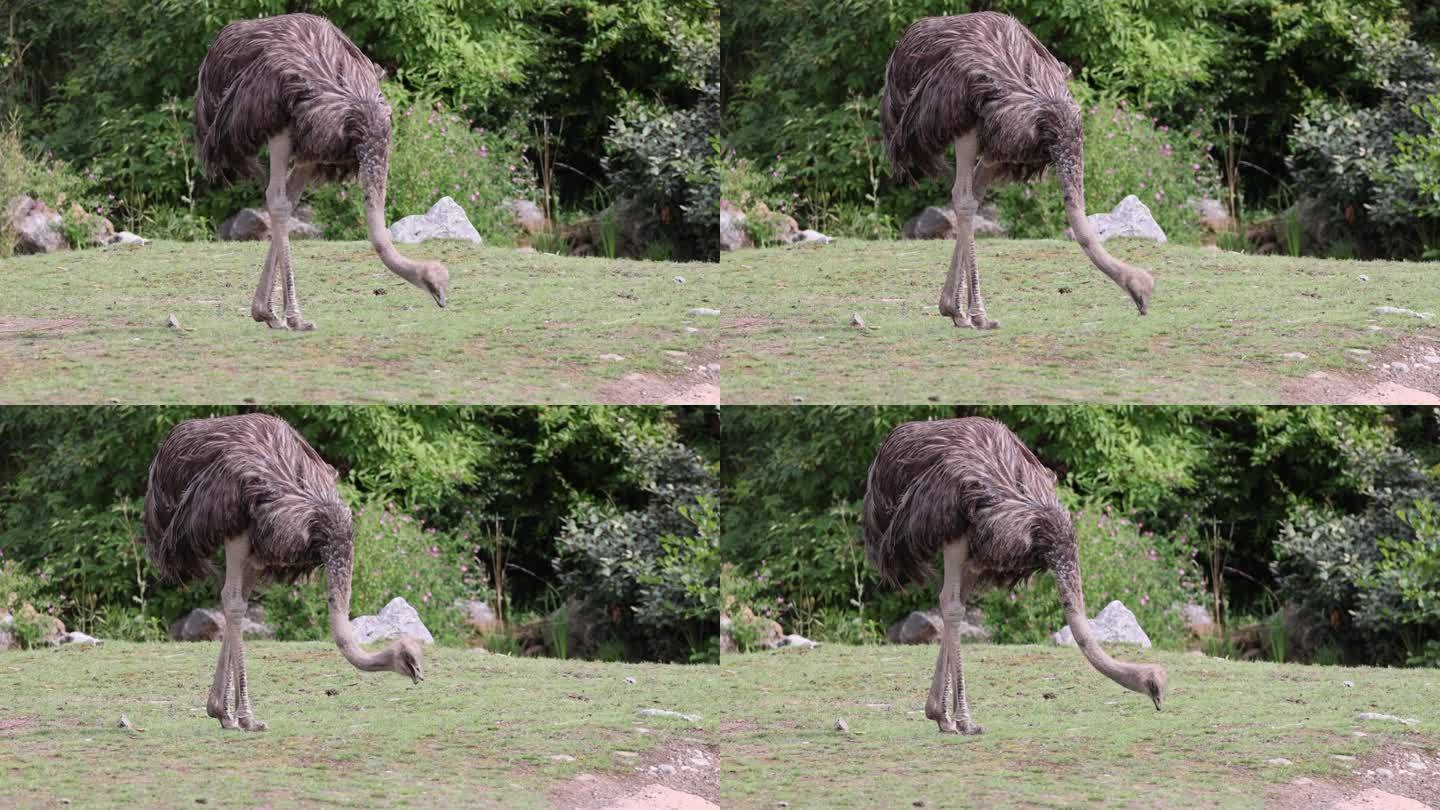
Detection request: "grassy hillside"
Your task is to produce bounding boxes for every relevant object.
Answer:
[719,644,1440,809]
[0,641,718,808]
[0,241,719,403]
[719,239,1440,403]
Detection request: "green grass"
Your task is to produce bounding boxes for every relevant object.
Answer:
[719,644,1440,809]
[719,239,1440,403]
[0,241,718,403]
[0,641,718,808]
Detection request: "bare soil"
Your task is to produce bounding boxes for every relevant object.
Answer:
[1269,742,1440,809]
[552,741,720,810]
[1287,336,1440,404]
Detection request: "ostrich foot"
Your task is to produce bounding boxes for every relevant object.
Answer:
[957,720,984,735]
[238,716,268,732]
[208,705,240,730]
[284,316,315,332]
[251,309,287,329]
[969,314,1000,330]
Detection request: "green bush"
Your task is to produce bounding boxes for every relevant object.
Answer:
[1288,33,1440,258]
[979,500,1208,649]
[0,123,97,256]
[1274,447,1440,666]
[306,89,537,243]
[261,493,489,646]
[553,437,719,662]
[993,91,1222,243]
[602,18,719,261]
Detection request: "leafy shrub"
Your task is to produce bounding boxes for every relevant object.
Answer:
[993,90,1221,243]
[553,436,719,662]
[262,493,488,646]
[1288,33,1440,258]
[1274,447,1440,665]
[306,90,536,243]
[602,18,719,261]
[979,500,1208,649]
[0,123,96,256]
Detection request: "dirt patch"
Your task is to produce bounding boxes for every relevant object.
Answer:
[0,717,38,733]
[0,318,84,335]
[1287,336,1440,404]
[597,354,720,405]
[1268,742,1440,809]
[551,741,719,810]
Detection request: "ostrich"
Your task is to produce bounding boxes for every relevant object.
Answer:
[195,13,449,331]
[862,417,1166,734]
[143,413,423,732]
[881,12,1154,328]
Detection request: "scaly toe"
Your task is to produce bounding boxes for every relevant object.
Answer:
[286,318,315,332]
[971,315,1000,330]
[959,722,985,736]
[239,717,268,732]
[950,315,976,329]
[936,720,960,734]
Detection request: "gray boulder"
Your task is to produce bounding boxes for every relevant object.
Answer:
[351,597,434,645]
[903,204,1006,240]
[507,199,547,235]
[6,196,67,254]
[170,607,274,642]
[218,207,322,241]
[720,202,751,251]
[886,608,989,644]
[1066,195,1167,244]
[460,599,499,633]
[1051,600,1152,647]
[1189,197,1233,233]
[389,196,482,244]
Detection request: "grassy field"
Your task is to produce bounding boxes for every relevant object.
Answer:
[719,239,1440,403]
[0,641,718,808]
[719,643,1440,809]
[0,241,719,403]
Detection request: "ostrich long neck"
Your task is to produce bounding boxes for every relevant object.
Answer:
[325,552,394,673]
[1054,559,1149,689]
[1058,167,1141,289]
[363,191,428,284]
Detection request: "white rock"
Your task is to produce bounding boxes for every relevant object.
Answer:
[687,308,720,317]
[1392,362,1410,373]
[104,231,149,246]
[637,708,701,723]
[52,631,101,646]
[1052,600,1152,647]
[1408,760,1427,771]
[1358,274,1370,282]
[1267,758,1292,766]
[351,597,434,645]
[1281,352,1309,361]
[1065,195,1168,244]
[389,196,483,244]
[850,313,866,329]
[791,229,833,244]
[598,353,625,362]
[1343,680,1354,688]
[167,314,181,329]
[1377,768,1394,778]
[1373,306,1434,320]
[770,633,818,649]
[1355,712,1418,726]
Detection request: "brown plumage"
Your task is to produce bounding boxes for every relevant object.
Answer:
[144,413,423,732]
[880,12,1155,324]
[195,13,448,330]
[863,417,1167,734]
[863,416,1066,589]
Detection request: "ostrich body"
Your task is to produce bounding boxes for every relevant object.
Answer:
[195,13,448,330]
[881,12,1154,328]
[143,413,423,732]
[863,417,1166,734]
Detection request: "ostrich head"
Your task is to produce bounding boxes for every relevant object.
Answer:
[353,94,450,308]
[387,635,425,683]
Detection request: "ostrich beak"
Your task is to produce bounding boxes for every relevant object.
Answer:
[432,289,446,308]
[1152,695,1162,711]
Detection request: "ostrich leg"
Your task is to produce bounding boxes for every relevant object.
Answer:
[939,134,980,328]
[964,161,1004,330]
[250,133,293,329]
[925,540,982,734]
[218,534,266,731]
[279,162,316,332]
